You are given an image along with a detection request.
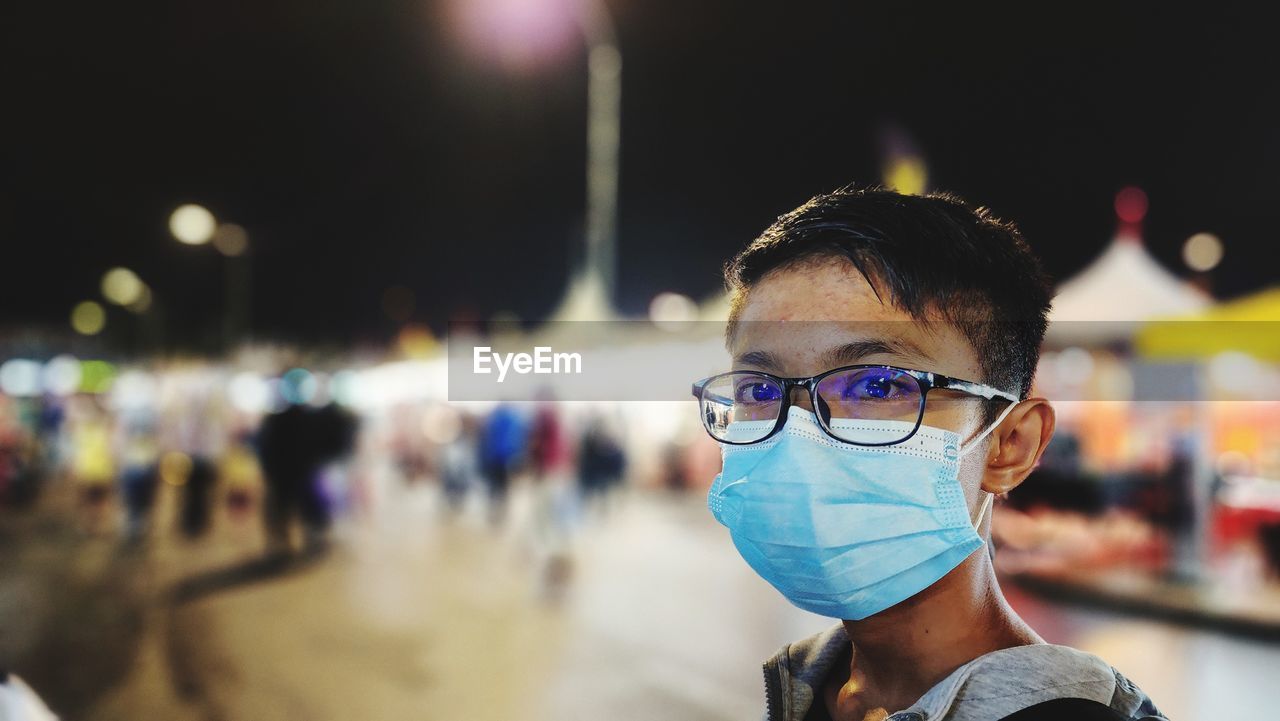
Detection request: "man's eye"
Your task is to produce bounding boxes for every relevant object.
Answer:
[848,375,906,400]
[735,382,781,404]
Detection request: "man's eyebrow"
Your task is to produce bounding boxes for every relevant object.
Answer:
[823,337,936,367]
[732,349,781,370]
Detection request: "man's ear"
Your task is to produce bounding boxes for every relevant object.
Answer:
[981,398,1055,495]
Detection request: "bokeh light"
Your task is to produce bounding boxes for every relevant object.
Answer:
[71,301,106,335]
[110,369,158,410]
[42,355,82,396]
[78,360,117,394]
[649,291,697,330]
[1114,186,1149,223]
[101,267,145,306]
[1183,232,1224,272]
[329,369,359,407]
[280,367,318,405]
[125,284,153,314]
[1055,346,1095,385]
[398,325,437,358]
[1209,351,1263,398]
[159,451,194,486]
[0,359,42,397]
[229,371,272,414]
[213,222,250,256]
[169,204,217,245]
[884,155,928,196]
[451,0,580,70]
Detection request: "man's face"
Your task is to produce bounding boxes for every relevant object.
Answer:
[728,257,995,510]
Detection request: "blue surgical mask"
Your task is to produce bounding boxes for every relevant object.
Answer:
[707,406,1008,620]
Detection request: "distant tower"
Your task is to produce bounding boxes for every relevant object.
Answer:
[551,3,620,322]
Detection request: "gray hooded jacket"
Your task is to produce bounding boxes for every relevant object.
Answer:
[762,624,1167,721]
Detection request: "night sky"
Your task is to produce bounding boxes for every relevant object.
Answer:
[3,2,1275,348]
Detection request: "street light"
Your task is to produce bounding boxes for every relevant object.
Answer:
[1183,232,1224,272]
[213,223,249,257]
[167,204,252,347]
[101,267,146,307]
[584,33,621,313]
[169,204,217,245]
[458,0,622,320]
[71,301,106,336]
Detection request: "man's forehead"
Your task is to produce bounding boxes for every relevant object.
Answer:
[729,322,940,373]
[734,259,901,323]
[725,262,975,377]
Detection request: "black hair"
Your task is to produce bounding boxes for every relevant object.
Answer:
[725,186,1053,406]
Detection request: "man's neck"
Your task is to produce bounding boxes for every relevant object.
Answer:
[829,551,1042,718]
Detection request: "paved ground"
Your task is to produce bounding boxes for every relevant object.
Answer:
[3,480,1278,720]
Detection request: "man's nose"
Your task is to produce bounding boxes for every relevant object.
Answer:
[786,383,832,422]
[788,384,815,413]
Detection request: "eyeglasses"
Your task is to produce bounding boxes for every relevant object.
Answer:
[692,364,1018,446]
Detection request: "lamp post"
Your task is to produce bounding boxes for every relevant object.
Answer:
[168,205,252,349]
[213,223,252,348]
[461,0,622,320]
[580,1,621,316]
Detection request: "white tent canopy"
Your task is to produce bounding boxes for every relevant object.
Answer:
[548,270,619,322]
[1047,233,1210,345]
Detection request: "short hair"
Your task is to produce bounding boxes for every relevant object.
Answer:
[724,186,1053,404]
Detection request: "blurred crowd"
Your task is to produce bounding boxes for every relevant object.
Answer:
[0,361,632,578]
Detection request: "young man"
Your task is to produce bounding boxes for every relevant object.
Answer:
[693,188,1166,721]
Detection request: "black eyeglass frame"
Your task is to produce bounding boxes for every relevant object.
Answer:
[691,363,1019,447]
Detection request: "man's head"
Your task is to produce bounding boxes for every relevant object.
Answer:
[726,187,1052,403]
[722,186,1056,509]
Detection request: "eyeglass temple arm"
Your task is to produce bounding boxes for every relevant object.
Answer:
[934,376,1019,403]
[691,381,734,407]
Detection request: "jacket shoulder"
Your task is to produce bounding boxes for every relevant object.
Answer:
[917,644,1164,721]
[1108,668,1169,720]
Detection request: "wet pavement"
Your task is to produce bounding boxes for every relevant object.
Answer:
[3,481,1278,720]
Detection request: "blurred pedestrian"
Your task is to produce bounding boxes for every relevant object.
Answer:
[578,414,626,513]
[477,403,524,526]
[220,430,263,525]
[256,401,357,553]
[67,397,115,535]
[527,402,578,595]
[115,408,159,544]
[162,373,228,539]
[178,457,217,538]
[439,412,478,513]
[0,398,40,509]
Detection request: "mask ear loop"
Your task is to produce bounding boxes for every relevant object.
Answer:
[957,399,1020,458]
[958,400,1019,531]
[972,489,994,529]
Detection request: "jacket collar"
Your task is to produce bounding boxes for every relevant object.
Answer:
[763,624,1126,721]
[763,624,849,721]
